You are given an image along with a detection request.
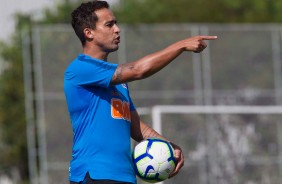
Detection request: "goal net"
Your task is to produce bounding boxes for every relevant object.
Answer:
[147,105,282,184]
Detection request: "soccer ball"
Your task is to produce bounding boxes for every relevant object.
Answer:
[132,138,176,183]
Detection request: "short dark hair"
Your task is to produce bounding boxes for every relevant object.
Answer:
[71,0,109,46]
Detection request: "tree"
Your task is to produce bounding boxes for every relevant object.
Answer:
[0,1,78,182]
[114,0,282,23]
[0,16,30,182]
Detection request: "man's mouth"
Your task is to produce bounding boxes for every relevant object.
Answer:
[114,36,120,43]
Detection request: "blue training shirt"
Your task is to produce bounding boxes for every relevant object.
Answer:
[64,54,136,183]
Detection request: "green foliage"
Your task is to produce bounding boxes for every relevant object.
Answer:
[0,0,77,182]
[41,0,81,24]
[114,0,282,23]
[0,39,28,180]
[0,12,33,182]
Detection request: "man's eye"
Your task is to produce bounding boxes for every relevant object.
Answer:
[106,23,113,27]
[106,21,117,27]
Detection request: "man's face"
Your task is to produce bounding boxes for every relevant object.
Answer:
[91,8,120,52]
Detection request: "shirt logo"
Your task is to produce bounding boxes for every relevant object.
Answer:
[111,98,131,121]
[121,83,127,89]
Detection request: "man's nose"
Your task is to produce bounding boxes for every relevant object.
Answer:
[114,24,120,34]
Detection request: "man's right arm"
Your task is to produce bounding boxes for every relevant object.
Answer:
[110,35,217,85]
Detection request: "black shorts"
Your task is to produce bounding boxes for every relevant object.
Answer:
[70,172,134,184]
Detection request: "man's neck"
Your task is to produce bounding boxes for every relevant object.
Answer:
[83,45,109,61]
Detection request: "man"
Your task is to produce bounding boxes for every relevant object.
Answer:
[64,1,217,184]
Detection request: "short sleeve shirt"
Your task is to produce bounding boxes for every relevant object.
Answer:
[64,54,136,183]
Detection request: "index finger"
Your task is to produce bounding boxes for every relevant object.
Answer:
[199,35,218,40]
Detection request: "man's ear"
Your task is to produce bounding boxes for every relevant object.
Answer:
[84,28,94,40]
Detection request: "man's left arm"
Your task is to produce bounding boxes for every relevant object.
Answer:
[130,110,184,177]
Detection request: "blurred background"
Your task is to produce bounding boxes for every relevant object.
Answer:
[1,0,282,184]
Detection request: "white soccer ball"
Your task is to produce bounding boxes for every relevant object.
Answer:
[132,138,176,183]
